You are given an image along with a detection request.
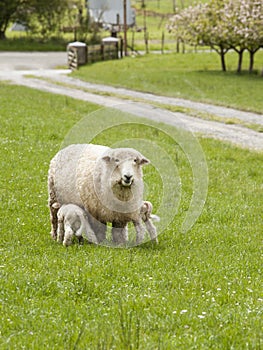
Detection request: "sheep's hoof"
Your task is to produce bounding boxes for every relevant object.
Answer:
[51,231,57,240]
[78,237,84,245]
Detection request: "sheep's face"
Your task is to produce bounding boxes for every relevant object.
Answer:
[102,148,150,189]
[94,148,150,213]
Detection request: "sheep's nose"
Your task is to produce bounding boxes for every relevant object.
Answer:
[123,174,133,183]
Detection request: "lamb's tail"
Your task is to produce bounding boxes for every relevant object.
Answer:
[150,214,160,222]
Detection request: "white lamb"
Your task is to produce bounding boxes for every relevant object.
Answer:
[52,203,98,246]
[140,201,160,244]
[48,144,155,245]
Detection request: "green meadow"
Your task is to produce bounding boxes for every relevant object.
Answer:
[73,51,263,114]
[1,82,262,349]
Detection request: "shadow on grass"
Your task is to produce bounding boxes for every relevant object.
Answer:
[196,69,262,79]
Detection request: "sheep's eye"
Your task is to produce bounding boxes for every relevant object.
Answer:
[134,158,138,163]
[115,159,119,163]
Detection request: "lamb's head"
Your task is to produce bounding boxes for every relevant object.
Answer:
[101,148,150,188]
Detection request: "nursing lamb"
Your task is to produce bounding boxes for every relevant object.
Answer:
[48,144,151,245]
[52,202,98,246]
[140,201,160,244]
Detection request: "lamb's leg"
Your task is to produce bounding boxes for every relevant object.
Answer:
[133,220,145,245]
[112,221,128,245]
[63,226,74,247]
[144,219,158,243]
[48,175,58,239]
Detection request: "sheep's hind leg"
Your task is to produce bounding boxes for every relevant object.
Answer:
[48,175,58,239]
[57,219,65,244]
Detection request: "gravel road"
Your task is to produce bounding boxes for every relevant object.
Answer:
[0,51,262,152]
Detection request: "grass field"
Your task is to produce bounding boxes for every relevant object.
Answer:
[1,82,262,349]
[73,51,263,114]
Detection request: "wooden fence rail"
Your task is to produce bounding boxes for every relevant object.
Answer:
[87,42,119,63]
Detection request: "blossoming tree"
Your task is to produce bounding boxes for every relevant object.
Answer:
[168,0,263,73]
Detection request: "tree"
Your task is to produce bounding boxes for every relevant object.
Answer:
[223,0,263,72]
[0,0,23,39]
[168,0,263,73]
[238,0,263,72]
[168,1,231,71]
[21,0,68,39]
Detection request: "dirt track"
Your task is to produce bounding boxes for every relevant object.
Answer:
[0,51,262,152]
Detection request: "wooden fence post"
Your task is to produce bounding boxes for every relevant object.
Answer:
[68,47,78,70]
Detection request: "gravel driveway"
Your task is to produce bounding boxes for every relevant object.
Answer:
[0,52,262,152]
[0,51,67,70]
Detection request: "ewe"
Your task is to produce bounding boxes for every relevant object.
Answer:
[48,144,154,245]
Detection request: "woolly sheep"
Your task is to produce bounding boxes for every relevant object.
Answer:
[52,202,98,246]
[48,144,152,245]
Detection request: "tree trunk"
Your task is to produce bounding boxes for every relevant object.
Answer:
[249,50,254,73]
[0,30,6,40]
[220,51,226,72]
[237,49,244,73]
[248,48,259,73]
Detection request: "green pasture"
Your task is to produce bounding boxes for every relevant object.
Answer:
[73,51,263,113]
[0,83,262,349]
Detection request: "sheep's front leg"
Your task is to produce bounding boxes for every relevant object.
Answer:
[112,221,128,245]
[133,220,145,245]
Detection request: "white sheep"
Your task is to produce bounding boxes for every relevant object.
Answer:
[52,202,98,246]
[48,144,153,245]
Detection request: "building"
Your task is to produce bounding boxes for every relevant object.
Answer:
[88,0,135,28]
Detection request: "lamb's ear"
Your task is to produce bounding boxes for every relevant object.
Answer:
[139,157,150,166]
[102,155,111,162]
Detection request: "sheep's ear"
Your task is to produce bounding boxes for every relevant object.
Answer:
[102,155,111,162]
[139,157,150,166]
